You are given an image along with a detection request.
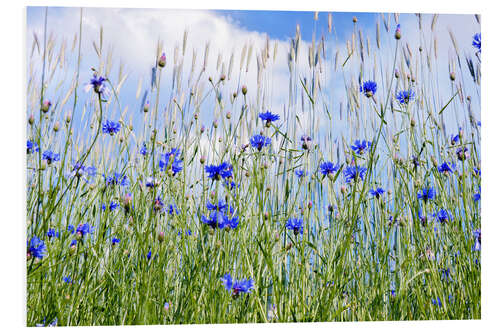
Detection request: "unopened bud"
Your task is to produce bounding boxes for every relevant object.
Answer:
[241,85,247,95]
[450,72,456,81]
[158,231,165,242]
[158,53,166,68]
[41,100,51,113]
[226,112,231,119]
[200,155,206,164]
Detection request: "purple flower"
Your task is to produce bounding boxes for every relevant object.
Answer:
[102,120,121,135]
[27,140,39,154]
[250,134,271,151]
[360,80,377,97]
[27,236,47,259]
[369,187,385,198]
[351,140,371,155]
[42,150,60,164]
[221,273,254,298]
[205,161,233,180]
[344,166,367,183]
[438,162,455,174]
[418,187,436,202]
[396,89,415,104]
[259,111,280,127]
[319,161,339,176]
[159,148,183,175]
[286,217,304,235]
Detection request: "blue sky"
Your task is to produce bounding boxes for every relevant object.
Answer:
[26,7,480,165]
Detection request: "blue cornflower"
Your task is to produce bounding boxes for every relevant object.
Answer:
[207,199,232,213]
[102,120,121,135]
[153,196,165,212]
[67,225,75,234]
[221,273,254,297]
[27,140,39,154]
[360,80,377,97]
[472,33,481,52]
[300,134,313,150]
[46,228,59,239]
[205,161,233,180]
[70,162,97,180]
[168,204,180,216]
[450,133,460,145]
[351,140,372,155]
[473,168,481,177]
[27,236,46,259]
[369,187,385,199]
[201,211,224,229]
[219,214,239,230]
[42,150,60,164]
[343,166,367,183]
[319,161,339,176]
[69,239,77,248]
[102,201,119,212]
[76,223,94,237]
[147,250,152,260]
[145,177,159,188]
[63,276,72,284]
[418,209,428,226]
[139,143,148,156]
[474,189,481,202]
[396,89,415,105]
[456,147,469,161]
[286,217,304,235]
[432,297,442,307]
[159,148,183,175]
[104,172,129,186]
[111,237,120,246]
[295,169,305,178]
[85,73,107,94]
[259,111,280,127]
[418,187,436,202]
[435,209,452,224]
[438,162,455,174]
[250,134,271,151]
[473,229,481,251]
[224,179,238,190]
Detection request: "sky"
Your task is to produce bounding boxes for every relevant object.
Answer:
[25,7,480,164]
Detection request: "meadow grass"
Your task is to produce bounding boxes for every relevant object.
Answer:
[26,9,481,326]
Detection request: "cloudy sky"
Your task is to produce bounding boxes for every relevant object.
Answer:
[26,7,480,158]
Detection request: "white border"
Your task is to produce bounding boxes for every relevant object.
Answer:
[1,0,498,332]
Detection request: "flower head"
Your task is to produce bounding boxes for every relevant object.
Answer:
[104,172,129,187]
[351,140,371,155]
[295,169,306,178]
[102,201,119,212]
[85,73,107,94]
[139,143,148,156]
[159,148,183,175]
[438,162,456,174]
[46,228,59,239]
[369,187,385,199]
[27,236,46,259]
[472,33,481,52]
[456,147,469,161]
[168,204,180,216]
[360,80,377,98]
[396,89,415,105]
[27,140,39,154]
[343,166,367,183]
[435,209,452,224]
[102,120,121,135]
[250,134,271,151]
[221,273,254,297]
[153,196,164,212]
[205,161,233,180]
[286,217,304,235]
[42,150,60,164]
[76,223,94,237]
[300,135,313,150]
[111,237,120,246]
[418,187,436,202]
[473,228,481,251]
[259,111,280,127]
[319,161,339,176]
